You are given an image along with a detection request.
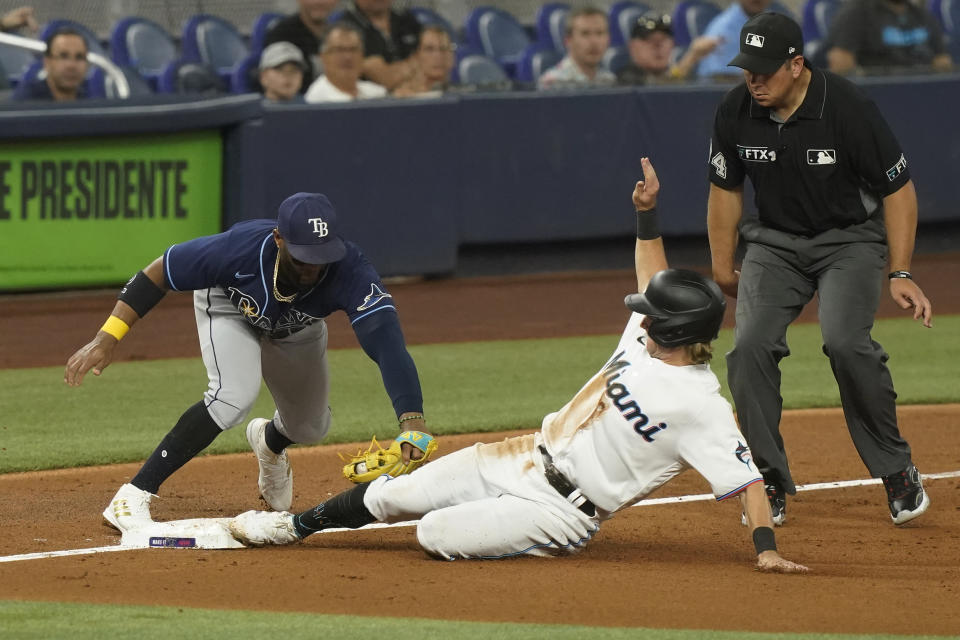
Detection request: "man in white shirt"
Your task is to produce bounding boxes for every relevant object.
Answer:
[538,6,616,90]
[228,158,810,575]
[305,23,387,102]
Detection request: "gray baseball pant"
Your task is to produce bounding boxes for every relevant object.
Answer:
[194,287,332,444]
[727,218,912,494]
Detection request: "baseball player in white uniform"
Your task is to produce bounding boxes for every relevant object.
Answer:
[229,159,809,573]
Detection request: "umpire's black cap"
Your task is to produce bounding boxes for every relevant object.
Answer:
[728,12,803,75]
[277,193,347,264]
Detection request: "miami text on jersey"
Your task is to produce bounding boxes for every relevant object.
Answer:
[603,351,667,442]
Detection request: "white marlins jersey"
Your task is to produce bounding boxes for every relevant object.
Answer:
[541,313,761,514]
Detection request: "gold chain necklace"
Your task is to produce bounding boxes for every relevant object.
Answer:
[272,255,298,303]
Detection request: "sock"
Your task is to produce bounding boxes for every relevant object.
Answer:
[131,401,222,494]
[264,419,294,455]
[293,483,376,538]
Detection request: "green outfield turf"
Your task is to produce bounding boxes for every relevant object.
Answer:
[0,601,952,640]
[0,315,956,474]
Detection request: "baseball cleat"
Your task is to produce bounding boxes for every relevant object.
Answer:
[740,482,786,527]
[103,483,155,532]
[229,510,301,546]
[246,418,293,511]
[883,464,930,525]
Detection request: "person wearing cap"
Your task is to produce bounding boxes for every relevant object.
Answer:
[617,12,721,85]
[259,41,308,103]
[825,0,952,75]
[304,23,388,102]
[707,12,933,528]
[538,6,616,90]
[695,0,793,79]
[65,193,430,534]
[263,0,340,93]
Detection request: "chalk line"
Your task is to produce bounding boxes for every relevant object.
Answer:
[2,470,957,564]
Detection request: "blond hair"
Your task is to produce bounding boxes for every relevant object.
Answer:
[682,341,713,365]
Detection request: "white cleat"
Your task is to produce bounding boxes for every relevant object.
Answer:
[103,483,155,532]
[246,418,293,511]
[229,510,301,547]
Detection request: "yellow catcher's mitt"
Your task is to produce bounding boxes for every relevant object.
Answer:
[340,431,438,484]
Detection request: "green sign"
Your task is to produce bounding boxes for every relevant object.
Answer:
[0,131,222,290]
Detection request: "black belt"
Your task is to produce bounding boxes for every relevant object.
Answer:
[539,445,596,517]
[270,325,307,340]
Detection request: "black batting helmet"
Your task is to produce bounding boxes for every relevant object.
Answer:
[624,269,726,347]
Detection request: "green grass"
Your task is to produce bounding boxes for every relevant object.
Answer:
[0,316,957,474]
[0,601,952,640]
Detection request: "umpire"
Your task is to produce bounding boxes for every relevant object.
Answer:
[707,13,933,526]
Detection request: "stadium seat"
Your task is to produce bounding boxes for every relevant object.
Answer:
[0,42,38,87]
[602,46,631,74]
[410,7,459,43]
[94,65,154,98]
[608,1,651,47]
[801,0,840,43]
[110,17,178,91]
[230,52,261,94]
[39,20,108,59]
[453,53,511,88]
[250,12,284,54]
[535,3,571,53]
[158,59,226,95]
[942,0,960,58]
[516,43,563,83]
[464,7,532,78]
[670,0,721,48]
[181,14,249,84]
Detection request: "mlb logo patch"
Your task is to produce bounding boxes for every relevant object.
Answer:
[807,149,836,165]
[745,33,764,47]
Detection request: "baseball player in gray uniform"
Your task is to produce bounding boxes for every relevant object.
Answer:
[707,13,932,526]
[65,193,428,531]
[227,159,809,574]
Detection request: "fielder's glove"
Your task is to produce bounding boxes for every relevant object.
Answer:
[340,431,438,484]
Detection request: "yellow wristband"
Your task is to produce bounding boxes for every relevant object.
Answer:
[100,315,130,341]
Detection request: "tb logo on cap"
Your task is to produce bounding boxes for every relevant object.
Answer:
[745,33,764,47]
[308,218,330,237]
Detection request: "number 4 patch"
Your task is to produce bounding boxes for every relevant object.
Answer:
[711,152,727,179]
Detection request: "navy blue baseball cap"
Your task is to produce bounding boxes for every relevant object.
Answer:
[276,193,347,264]
[729,12,803,74]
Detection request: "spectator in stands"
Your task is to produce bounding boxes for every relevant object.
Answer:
[1,6,37,33]
[259,42,307,103]
[264,0,339,92]
[393,25,456,97]
[304,23,388,102]
[538,6,616,89]
[12,27,89,102]
[826,0,953,74]
[618,11,721,84]
[696,0,781,78]
[338,0,422,90]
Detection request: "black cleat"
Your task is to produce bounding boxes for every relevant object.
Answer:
[882,464,930,525]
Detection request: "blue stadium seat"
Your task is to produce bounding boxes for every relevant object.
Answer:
[0,42,38,87]
[110,17,177,91]
[158,59,226,95]
[535,3,571,53]
[602,46,631,74]
[516,43,562,83]
[465,7,532,78]
[410,7,459,43]
[801,0,840,43]
[231,52,261,94]
[250,12,284,54]
[608,1,651,47]
[94,65,154,98]
[941,0,960,58]
[670,0,721,48]
[453,53,510,87]
[181,14,249,84]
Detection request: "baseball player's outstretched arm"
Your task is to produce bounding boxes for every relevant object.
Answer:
[632,157,668,293]
[707,183,744,299]
[883,180,932,328]
[64,257,168,386]
[740,482,810,574]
